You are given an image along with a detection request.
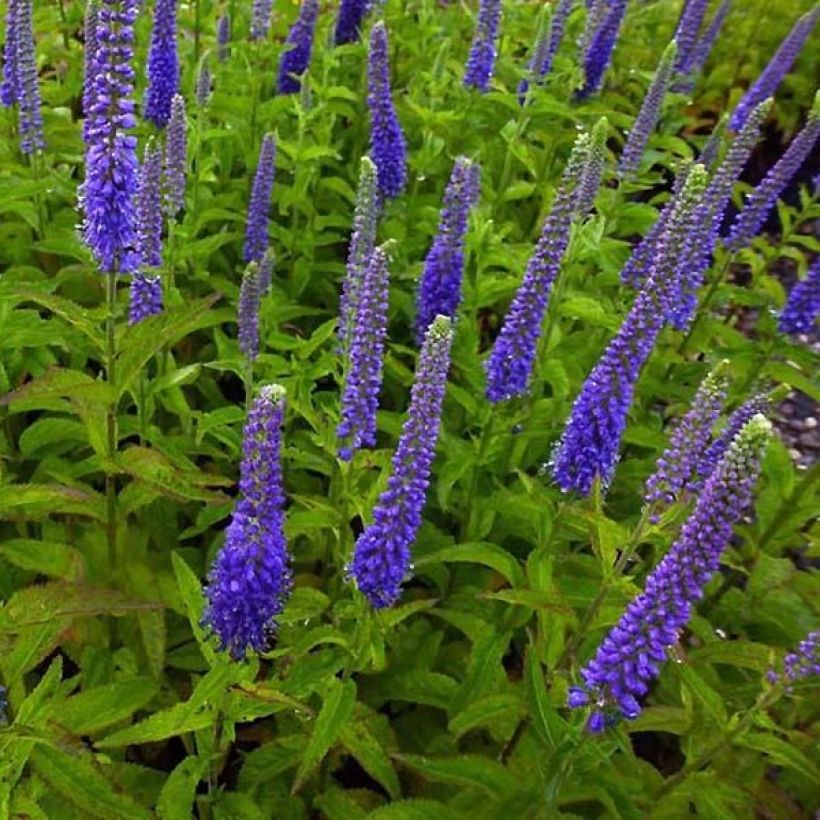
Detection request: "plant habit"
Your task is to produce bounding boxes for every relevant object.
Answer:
[144,0,179,128]
[552,165,708,495]
[79,0,140,274]
[463,0,502,92]
[339,156,379,352]
[729,7,819,132]
[276,0,319,95]
[367,21,406,201]
[350,315,454,608]
[337,245,391,461]
[569,414,772,730]
[618,40,677,178]
[244,133,276,264]
[129,139,164,324]
[726,92,820,251]
[484,126,604,404]
[414,156,480,343]
[204,384,292,658]
[778,258,819,336]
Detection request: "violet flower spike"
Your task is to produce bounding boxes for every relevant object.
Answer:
[1,0,20,107]
[518,6,552,103]
[367,22,407,201]
[15,0,44,154]
[195,59,212,107]
[203,384,292,658]
[81,1,100,142]
[463,0,502,92]
[129,274,163,325]
[276,0,319,95]
[79,0,140,274]
[484,132,593,404]
[337,246,391,461]
[693,392,771,488]
[250,0,273,41]
[163,93,187,217]
[144,0,179,128]
[729,7,819,133]
[778,258,820,336]
[257,246,275,294]
[334,0,368,46]
[576,117,608,216]
[577,0,627,99]
[349,315,454,608]
[644,361,730,508]
[539,0,573,80]
[682,0,731,86]
[570,414,772,729]
[618,40,677,179]
[782,631,820,685]
[217,12,230,61]
[726,93,820,251]
[552,166,708,494]
[671,0,709,76]
[339,155,379,352]
[238,263,262,361]
[244,132,276,264]
[415,157,480,343]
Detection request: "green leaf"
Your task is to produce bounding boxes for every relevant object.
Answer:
[0,483,106,522]
[340,720,401,799]
[156,757,208,820]
[689,641,774,673]
[451,630,511,713]
[291,678,357,794]
[56,678,159,735]
[171,552,215,661]
[415,543,524,587]
[736,732,820,785]
[30,746,151,820]
[365,800,466,820]
[0,539,83,580]
[525,650,570,751]
[448,694,521,739]
[115,295,223,398]
[394,754,517,801]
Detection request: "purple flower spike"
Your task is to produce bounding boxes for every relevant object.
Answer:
[694,393,771,488]
[367,22,407,201]
[415,157,479,343]
[340,156,379,352]
[779,258,820,336]
[684,0,732,84]
[463,0,502,92]
[135,139,164,270]
[552,166,708,495]
[782,631,820,684]
[350,315,454,608]
[729,8,819,133]
[81,2,100,142]
[644,361,730,507]
[204,384,292,658]
[576,117,608,216]
[1,0,20,107]
[196,59,212,107]
[277,0,319,95]
[257,246,275,294]
[217,12,230,61]
[337,245,391,461]
[518,6,553,103]
[577,0,627,99]
[484,132,592,404]
[15,0,44,154]
[250,0,273,41]
[244,133,276,264]
[164,93,187,217]
[727,94,820,251]
[144,0,179,128]
[570,414,772,726]
[238,263,262,361]
[129,274,163,324]
[539,0,573,80]
[671,0,709,76]
[334,0,369,46]
[79,0,140,274]
[618,40,677,179]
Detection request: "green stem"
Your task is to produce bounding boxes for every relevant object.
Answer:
[138,371,148,445]
[105,271,118,571]
[461,410,497,542]
[244,355,254,414]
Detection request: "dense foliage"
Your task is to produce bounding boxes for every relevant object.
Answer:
[0,0,818,817]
